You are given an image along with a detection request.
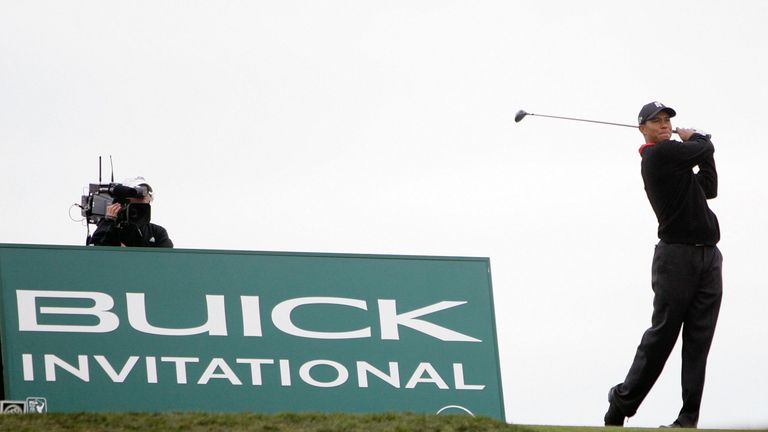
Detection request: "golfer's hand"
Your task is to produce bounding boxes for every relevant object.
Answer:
[676,128,695,141]
[105,203,121,220]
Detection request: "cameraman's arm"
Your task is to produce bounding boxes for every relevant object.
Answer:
[88,203,122,246]
[89,219,120,246]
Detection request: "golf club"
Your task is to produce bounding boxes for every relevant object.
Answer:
[515,109,680,135]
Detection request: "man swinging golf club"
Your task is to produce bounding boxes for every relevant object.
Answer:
[605,102,723,428]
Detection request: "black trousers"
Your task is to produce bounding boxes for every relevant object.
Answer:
[610,241,723,427]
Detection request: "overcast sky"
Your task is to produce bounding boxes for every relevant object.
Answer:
[2,0,767,428]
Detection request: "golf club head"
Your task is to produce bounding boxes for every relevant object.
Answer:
[514,110,528,123]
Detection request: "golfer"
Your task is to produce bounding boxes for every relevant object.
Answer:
[605,102,722,428]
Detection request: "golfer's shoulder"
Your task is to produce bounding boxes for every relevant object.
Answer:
[640,140,677,165]
[649,139,682,156]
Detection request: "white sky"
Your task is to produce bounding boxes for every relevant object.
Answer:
[2,0,767,428]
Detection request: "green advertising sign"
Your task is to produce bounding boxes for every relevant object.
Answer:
[0,244,504,419]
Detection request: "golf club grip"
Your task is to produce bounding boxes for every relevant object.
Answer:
[673,129,712,139]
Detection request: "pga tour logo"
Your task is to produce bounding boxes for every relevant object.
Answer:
[0,397,47,414]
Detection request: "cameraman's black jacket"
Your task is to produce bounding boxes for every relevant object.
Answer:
[89,219,173,248]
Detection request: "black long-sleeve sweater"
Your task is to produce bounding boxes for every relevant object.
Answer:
[639,133,720,245]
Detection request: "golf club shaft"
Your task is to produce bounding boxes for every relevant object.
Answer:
[528,113,638,129]
[528,112,681,135]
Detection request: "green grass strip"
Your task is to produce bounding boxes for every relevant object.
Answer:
[0,412,764,432]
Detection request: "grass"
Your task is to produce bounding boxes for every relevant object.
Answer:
[0,412,519,432]
[527,427,766,432]
[0,412,764,432]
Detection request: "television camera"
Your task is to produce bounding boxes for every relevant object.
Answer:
[80,182,152,227]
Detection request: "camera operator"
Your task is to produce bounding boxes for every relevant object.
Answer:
[88,177,173,247]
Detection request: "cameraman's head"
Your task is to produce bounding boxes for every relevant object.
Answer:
[105,177,154,225]
[123,177,153,203]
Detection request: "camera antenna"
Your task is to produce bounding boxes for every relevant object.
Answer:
[99,156,102,183]
[110,155,115,183]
